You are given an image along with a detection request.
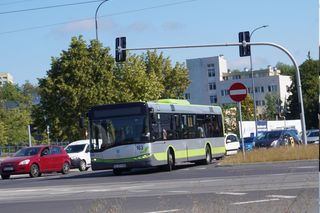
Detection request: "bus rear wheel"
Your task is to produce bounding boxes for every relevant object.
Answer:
[196,145,212,165]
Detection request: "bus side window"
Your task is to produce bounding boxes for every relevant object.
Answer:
[151,113,161,140]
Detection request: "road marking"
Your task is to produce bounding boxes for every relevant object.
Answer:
[129,190,150,193]
[216,192,247,195]
[231,198,280,205]
[143,209,182,213]
[169,191,189,193]
[267,195,297,199]
[289,166,317,169]
[195,167,206,170]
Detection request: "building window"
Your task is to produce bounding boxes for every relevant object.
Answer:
[210,95,217,104]
[208,82,216,90]
[207,63,215,68]
[261,86,264,93]
[185,93,190,100]
[268,85,277,92]
[208,69,215,77]
[232,75,241,80]
[223,76,228,80]
[221,89,229,96]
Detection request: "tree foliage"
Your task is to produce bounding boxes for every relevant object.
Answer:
[240,95,254,121]
[276,62,295,76]
[0,83,33,146]
[264,93,281,120]
[34,36,190,142]
[286,58,319,129]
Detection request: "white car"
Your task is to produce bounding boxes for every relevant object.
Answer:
[65,140,91,171]
[225,133,240,155]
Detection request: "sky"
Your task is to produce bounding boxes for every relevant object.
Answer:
[0,0,318,85]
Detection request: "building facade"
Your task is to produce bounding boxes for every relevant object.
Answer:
[0,72,14,86]
[185,56,292,116]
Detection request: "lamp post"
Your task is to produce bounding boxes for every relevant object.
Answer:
[95,0,109,41]
[249,25,269,137]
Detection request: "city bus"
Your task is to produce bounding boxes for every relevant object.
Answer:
[88,99,225,175]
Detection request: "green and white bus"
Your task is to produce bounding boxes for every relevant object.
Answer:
[88,99,225,175]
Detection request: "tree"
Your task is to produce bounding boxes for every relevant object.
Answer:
[34,36,115,142]
[264,93,281,120]
[276,62,295,76]
[240,95,254,121]
[286,58,319,129]
[222,104,238,134]
[144,51,190,99]
[0,83,32,146]
[113,53,164,102]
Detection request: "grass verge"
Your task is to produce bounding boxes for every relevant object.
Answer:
[221,144,319,165]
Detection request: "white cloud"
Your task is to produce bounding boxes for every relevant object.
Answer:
[127,21,150,32]
[161,21,184,31]
[228,57,270,71]
[60,19,94,33]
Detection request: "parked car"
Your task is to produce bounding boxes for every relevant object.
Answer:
[306,129,319,144]
[65,140,91,171]
[239,137,255,151]
[225,133,240,155]
[0,145,71,180]
[254,129,300,148]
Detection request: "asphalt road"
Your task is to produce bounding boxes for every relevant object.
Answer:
[0,160,318,213]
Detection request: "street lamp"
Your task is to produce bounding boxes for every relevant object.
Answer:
[249,25,269,137]
[95,0,109,41]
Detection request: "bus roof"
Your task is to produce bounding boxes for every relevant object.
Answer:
[147,99,222,115]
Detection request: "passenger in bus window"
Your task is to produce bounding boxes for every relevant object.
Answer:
[198,126,205,138]
[162,128,167,140]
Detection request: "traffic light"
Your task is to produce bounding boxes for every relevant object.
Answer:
[238,31,251,57]
[115,37,126,62]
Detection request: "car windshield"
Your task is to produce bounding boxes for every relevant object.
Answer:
[65,144,86,153]
[14,147,41,157]
[257,131,282,140]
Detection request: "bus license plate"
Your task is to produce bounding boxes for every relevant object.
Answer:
[114,164,126,169]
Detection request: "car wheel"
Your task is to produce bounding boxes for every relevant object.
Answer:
[79,160,86,172]
[62,162,70,174]
[1,174,10,180]
[29,164,40,178]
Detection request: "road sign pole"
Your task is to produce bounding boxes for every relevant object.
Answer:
[238,102,245,157]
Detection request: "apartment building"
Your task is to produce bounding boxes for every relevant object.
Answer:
[185,56,292,115]
[0,72,14,86]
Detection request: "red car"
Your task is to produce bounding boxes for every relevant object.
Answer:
[0,145,71,180]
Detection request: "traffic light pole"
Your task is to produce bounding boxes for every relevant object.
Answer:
[119,41,307,144]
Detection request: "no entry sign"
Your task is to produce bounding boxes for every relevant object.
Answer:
[229,82,247,102]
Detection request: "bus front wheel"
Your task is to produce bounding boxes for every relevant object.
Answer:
[166,150,175,171]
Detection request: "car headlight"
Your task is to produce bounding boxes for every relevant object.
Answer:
[270,140,278,147]
[19,159,30,165]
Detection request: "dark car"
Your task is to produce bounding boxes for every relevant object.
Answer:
[254,129,300,148]
[0,145,71,180]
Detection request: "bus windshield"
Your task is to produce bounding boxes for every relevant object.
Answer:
[91,115,149,152]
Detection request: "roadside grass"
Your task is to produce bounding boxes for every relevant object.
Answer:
[221,144,319,165]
